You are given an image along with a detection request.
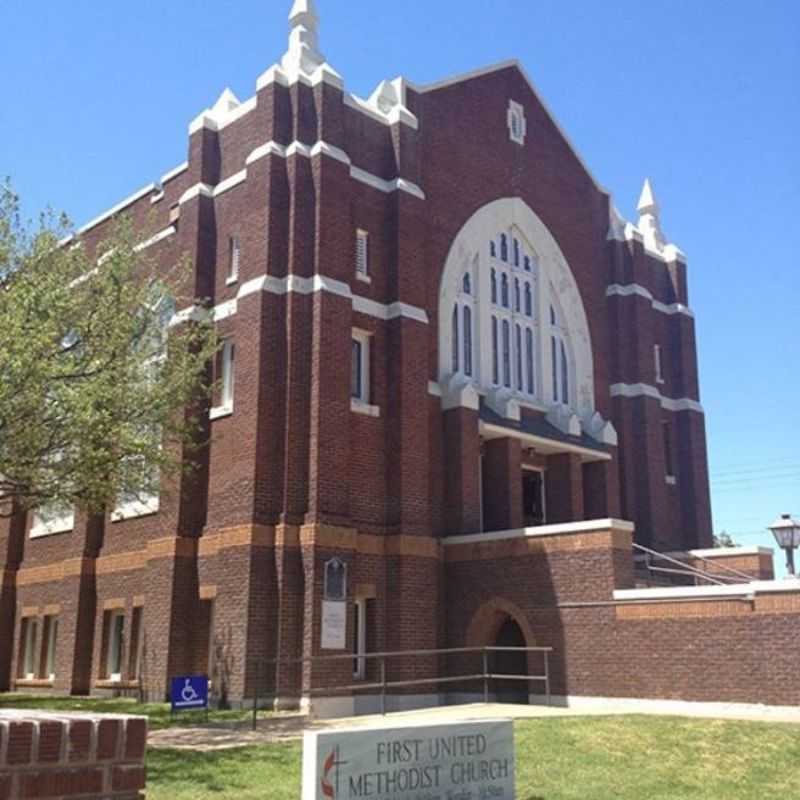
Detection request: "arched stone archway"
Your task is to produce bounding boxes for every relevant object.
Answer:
[465,597,537,705]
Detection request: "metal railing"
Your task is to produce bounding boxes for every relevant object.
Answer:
[633,542,752,586]
[251,645,552,730]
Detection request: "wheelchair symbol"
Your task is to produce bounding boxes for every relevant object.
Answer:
[181,679,200,703]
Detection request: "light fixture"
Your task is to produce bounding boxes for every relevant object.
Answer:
[768,514,800,577]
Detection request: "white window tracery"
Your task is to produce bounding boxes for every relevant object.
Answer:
[448,226,577,410]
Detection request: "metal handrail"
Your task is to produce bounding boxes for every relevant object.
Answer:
[633,542,729,585]
[251,645,552,729]
[684,552,755,583]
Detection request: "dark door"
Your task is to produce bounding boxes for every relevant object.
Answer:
[493,618,528,704]
[522,470,545,526]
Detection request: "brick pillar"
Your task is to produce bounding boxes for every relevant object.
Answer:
[545,453,584,523]
[482,437,523,532]
[676,411,713,550]
[0,508,25,691]
[138,539,199,701]
[582,455,621,520]
[272,525,305,709]
[443,407,481,535]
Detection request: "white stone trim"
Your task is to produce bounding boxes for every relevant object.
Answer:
[110,494,160,522]
[350,399,381,418]
[427,381,443,397]
[606,284,693,318]
[181,139,425,203]
[609,383,704,413]
[133,225,176,253]
[209,405,233,421]
[160,161,189,185]
[30,510,75,539]
[443,518,633,547]
[614,578,800,602]
[78,183,157,235]
[689,546,773,558]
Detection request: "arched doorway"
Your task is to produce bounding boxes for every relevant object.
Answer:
[492,617,529,704]
[466,598,536,706]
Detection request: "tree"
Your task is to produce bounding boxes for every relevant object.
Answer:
[0,182,218,518]
[713,531,738,548]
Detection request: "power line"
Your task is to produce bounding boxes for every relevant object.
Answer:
[710,462,800,478]
[711,470,800,486]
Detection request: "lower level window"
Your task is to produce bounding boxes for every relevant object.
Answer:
[105,611,125,681]
[19,618,38,680]
[43,615,59,680]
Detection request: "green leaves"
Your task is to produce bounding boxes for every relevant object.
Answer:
[0,183,219,517]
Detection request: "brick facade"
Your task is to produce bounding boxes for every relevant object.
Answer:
[0,711,146,799]
[6,6,786,713]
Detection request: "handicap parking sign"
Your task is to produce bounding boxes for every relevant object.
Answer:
[170,675,209,712]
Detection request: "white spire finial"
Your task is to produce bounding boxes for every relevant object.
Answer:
[637,178,659,217]
[283,0,324,76]
[637,177,665,251]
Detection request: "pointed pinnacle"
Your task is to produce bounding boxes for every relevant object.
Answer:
[289,0,319,24]
[637,178,659,216]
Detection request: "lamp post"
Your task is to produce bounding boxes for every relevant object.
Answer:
[768,514,800,578]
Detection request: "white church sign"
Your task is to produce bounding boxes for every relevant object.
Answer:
[321,600,347,650]
[302,719,515,799]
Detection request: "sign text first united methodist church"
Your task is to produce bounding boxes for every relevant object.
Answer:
[302,720,515,800]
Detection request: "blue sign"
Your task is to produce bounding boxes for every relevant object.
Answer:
[170,675,209,712]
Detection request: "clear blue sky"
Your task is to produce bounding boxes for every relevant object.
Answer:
[2,1,798,566]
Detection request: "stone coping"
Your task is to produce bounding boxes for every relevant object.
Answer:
[614,578,800,602]
[443,518,634,546]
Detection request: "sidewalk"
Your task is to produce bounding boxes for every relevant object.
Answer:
[147,701,800,751]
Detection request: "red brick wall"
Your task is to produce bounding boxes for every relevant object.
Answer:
[0,712,146,800]
[1,59,718,704]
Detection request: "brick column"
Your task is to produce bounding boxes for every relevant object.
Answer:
[443,407,481,535]
[582,455,621,520]
[482,437,523,532]
[545,453,584,523]
[0,507,25,691]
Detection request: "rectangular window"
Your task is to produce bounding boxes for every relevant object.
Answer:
[43,615,58,680]
[105,611,125,681]
[353,598,368,679]
[212,340,235,415]
[355,230,369,279]
[654,344,664,384]
[19,618,38,679]
[525,328,534,395]
[351,331,371,404]
[663,421,675,479]
[227,236,240,283]
[515,324,523,391]
[128,607,143,680]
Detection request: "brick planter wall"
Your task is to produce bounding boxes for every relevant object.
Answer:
[0,711,146,799]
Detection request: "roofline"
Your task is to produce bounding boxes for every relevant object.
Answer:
[406,59,609,195]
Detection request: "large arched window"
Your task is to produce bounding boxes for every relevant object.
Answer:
[439,199,593,423]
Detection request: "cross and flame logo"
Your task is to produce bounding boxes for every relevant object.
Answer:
[321,745,348,798]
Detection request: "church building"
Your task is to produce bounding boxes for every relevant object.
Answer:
[3,1,798,713]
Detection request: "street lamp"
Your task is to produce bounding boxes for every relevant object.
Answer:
[768,514,800,578]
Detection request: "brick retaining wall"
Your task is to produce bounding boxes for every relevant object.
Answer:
[0,711,146,799]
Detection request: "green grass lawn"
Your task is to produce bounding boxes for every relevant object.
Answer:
[3,695,799,799]
[146,716,800,800]
[0,693,263,731]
